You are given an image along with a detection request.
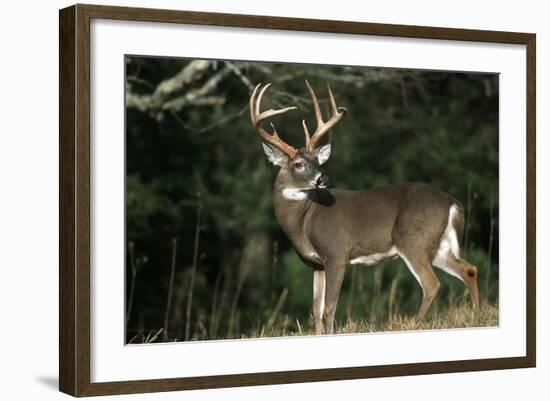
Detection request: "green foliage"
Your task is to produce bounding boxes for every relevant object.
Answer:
[125,57,499,342]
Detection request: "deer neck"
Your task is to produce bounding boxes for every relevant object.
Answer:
[272,174,318,261]
[273,187,312,232]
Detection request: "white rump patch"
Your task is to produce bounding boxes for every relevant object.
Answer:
[282,188,308,201]
[439,204,461,259]
[432,204,464,281]
[350,246,398,266]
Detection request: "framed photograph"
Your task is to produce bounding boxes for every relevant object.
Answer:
[59,4,536,397]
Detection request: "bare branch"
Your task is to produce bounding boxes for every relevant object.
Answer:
[126,60,231,119]
[224,61,253,90]
[170,104,249,134]
[151,60,211,108]
[163,96,226,112]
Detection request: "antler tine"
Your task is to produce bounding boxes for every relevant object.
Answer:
[249,83,298,158]
[249,83,261,125]
[302,119,311,148]
[302,80,319,150]
[327,84,347,117]
[305,79,323,128]
[255,83,271,117]
[303,80,346,152]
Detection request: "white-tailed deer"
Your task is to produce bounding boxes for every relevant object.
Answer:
[250,80,480,335]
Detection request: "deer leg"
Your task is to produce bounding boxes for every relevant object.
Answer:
[398,251,441,321]
[433,255,480,309]
[323,265,346,334]
[312,270,326,335]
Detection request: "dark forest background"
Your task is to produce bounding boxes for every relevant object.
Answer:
[125,57,499,343]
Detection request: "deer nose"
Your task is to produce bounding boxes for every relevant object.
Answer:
[316,174,330,188]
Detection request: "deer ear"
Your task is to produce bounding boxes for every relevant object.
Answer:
[262,143,288,166]
[315,144,331,165]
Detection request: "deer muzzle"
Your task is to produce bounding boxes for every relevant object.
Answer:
[315,174,330,188]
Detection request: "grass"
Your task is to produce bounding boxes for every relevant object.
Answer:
[127,235,499,344]
[343,303,498,334]
[233,302,499,340]
[129,303,498,343]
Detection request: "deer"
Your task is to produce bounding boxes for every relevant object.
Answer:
[249,80,480,335]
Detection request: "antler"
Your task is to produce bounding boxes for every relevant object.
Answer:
[302,80,346,152]
[249,83,298,158]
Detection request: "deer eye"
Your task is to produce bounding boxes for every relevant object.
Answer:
[293,161,304,170]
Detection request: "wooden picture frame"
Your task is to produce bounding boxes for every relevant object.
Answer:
[59,3,536,397]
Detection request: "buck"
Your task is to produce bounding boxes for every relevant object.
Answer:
[250,80,480,335]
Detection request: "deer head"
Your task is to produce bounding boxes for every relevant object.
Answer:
[249,80,346,194]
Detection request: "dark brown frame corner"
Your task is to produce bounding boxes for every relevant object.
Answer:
[59,3,536,397]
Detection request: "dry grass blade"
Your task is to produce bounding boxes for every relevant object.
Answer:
[163,238,178,340]
[185,193,203,341]
[296,319,303,336]
[146,328,164,343]
[266,287,289,330]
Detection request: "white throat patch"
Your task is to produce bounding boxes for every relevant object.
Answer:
[282,188,308,201]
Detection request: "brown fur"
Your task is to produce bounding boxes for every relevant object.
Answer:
[269,149,479,334]
[251,82,479,335]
